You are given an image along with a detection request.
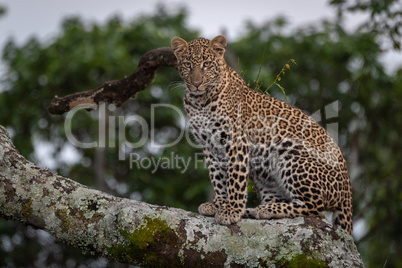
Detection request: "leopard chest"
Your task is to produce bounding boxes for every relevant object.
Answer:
[185,102,233,157]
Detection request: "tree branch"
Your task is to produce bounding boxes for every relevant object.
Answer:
[48,47,177,115]
[0,125,363,267]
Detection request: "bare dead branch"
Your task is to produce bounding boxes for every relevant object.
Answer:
[48,47,177,115]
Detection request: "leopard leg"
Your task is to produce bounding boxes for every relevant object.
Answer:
[333,201,353,235]
[244,174,288,219]
[253,158,326,220]
[215,140,249,225]
[198,148,228,217]
[254,198,325,220]
[260,191,288,205]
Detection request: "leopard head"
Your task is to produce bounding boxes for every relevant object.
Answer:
[171,35,227,92]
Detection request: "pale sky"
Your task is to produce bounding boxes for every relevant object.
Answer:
[1,0,400,73]
[1,0,338,43]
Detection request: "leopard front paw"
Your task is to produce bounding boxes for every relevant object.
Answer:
[215,204,244,225]
[254,205,273,219]
[198,202,217,216]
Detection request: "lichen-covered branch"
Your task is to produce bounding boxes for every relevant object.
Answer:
[0,125,364,267]
[48,47,177,115]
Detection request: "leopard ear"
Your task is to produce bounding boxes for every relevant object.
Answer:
[209,35,227,58]
[171,37,188,58]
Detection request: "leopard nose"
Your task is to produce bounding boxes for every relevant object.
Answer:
[192,81,202,88]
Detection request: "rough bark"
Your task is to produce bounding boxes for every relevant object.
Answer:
[0,125,364,267]
[48,47,177,115]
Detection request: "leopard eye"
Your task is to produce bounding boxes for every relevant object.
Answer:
[183,62,191,68]
[203,61,212,67]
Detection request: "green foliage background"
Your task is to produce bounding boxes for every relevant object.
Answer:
[1,2,401,267]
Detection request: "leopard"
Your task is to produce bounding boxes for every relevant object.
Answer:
[171,35,353,235]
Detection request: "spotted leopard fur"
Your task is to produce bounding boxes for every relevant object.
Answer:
[171,35,353,235]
